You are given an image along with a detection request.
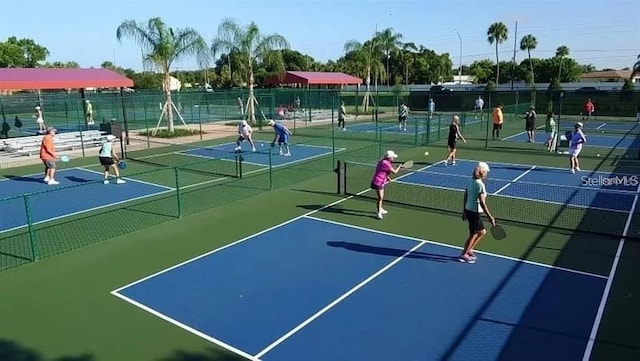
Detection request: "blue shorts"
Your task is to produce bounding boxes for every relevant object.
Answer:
[277,134,289,145]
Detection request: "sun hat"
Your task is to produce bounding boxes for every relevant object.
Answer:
[386,150,398,159]
[46,126,56,132]
[268,120,275,126]
[478,162,490,173]
[575,122,584,128]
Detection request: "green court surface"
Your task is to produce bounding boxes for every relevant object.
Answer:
[0,112,639,361]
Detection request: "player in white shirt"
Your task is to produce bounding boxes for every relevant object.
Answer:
[235,120,256,152]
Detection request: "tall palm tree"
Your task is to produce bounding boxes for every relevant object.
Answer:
[344,37,384,112]
[487,22,508,84]
[375,28,403,87]
[212,18,289,124]
[116,17,207,133]
[519,34,537,84]
[556,45,570,81]
[631,54,640,79]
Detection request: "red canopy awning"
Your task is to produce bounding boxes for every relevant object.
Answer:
[266,71,362,86]
[0,68,134,90]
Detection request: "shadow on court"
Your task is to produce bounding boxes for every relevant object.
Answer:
[327,241,457,263]
[3,175,42,183]
[0,339,94,361]
[157,348,249,361]
[297,204,379,220]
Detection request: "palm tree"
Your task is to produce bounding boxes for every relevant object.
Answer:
[212,18,289,124]
[401,42,418,86]
[116,17,207,133]
[519,34,537,84]
[556,45,570,81]
[487,22,508,84]
[631,54,640,79]
[344,37,384,112]
[375,28,403,87]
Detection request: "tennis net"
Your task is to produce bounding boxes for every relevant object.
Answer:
[123,139,242,179]
[339,160,640,240]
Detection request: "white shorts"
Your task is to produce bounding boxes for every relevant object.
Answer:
[569,147,581,157]
[36,117,44,124]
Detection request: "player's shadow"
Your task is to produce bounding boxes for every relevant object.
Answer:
[3,175,43,183]
[327,241,457,263]
[297,204,378,219]
[64,175,94,183]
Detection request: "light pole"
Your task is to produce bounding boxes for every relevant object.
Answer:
[454,29,462,89]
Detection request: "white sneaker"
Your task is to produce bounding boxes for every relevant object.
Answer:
[47,180,59,185]
[376,213,383,219]
[575,167,581,172]
[279,151,284,156]
[252,147,256,152]
[570,168,575,174]
[116,178,126,184]
[284,152,291,156]
[44,176,50,183]
[234,146,241,151]
[104,179,109,184]
[380,209,388,215]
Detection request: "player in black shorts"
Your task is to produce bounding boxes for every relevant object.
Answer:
[444,115,466,166]
[524,106,537,142]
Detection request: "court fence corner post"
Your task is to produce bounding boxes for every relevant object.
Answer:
[174,167,183,218]
[23,194,39,261]
[268,147,273,190]
[335,160,342,194]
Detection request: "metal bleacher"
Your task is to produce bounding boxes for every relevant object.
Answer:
[0,130,110,157]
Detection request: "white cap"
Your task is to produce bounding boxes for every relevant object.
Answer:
[240,120,248,126]
[386,150,398,159]
[478,162,490,173]
[35,106,40,110]
[575,122,583,128]
[268,120,275,126]
[106,135,116,141]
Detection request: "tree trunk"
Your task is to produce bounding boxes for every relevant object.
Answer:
[528,50,534,84]
[164,72,174,132]
[248,67,256,123]
[495,43,500,84]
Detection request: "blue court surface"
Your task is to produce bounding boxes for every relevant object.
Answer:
[396,159,639,212]
[180,142,341,167]
[344,118,482,135]
[503,131,640,149]
[0,168,172,233]
[112,216,607,361]
[559,121,639,132]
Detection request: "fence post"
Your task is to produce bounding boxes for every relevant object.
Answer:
[24,195,39,261]
[174,167,182,218]
[268,148,273,190]
[331,91,336,169]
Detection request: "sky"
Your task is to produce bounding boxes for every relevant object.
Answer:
[1,0,638,72]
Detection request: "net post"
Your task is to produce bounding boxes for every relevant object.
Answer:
[335,160,342,194]
[174,167,183,218]
[331,90,336,169]
[343,161,348,195]
[24,194,39,261]
[268,148,273,190]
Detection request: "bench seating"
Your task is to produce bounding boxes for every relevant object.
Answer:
[0,131,116,157]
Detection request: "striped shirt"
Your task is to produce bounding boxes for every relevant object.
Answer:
[399,105,408,118]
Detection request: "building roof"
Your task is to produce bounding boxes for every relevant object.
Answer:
[580,69,634,80]
[0,68,134,90]
[266,71,362,86]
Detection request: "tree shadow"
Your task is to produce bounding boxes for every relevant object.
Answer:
[327,241,457,263]
[0,339,94,361]
[156,348,248,361]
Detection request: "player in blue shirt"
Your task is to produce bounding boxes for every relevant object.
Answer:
[268,120,292,156]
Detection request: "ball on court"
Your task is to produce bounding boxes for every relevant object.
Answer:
[597,154,600,157]
[424,151,429,156]
[261,143,264,147]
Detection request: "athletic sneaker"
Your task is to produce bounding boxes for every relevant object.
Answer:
[458,255,476,264]
[47,179,59,185]
[44,176,50,183]
[380,208,388,215]
[116,178,126,184]
[376,213,383,220]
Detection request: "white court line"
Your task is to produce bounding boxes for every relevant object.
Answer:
[110,187,373,360]
[303,215,608,280]
[582,184,640,361]
[596,123,607,130]
[254,239,428,359]
[493,166,536,195]
[78,167,175,191]
[109,292,260,361]
[455,158,638,177]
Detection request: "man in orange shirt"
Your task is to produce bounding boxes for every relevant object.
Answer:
[582,99,594,121]
[39,126,59,185]
[492,104,504,140]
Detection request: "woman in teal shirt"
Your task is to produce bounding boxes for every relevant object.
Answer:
[99,135,126,184]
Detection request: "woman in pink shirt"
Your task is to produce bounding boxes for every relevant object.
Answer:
[370,150,402,219]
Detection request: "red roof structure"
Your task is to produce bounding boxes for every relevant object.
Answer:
[266,71,362,86]
[0,68,134,90]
